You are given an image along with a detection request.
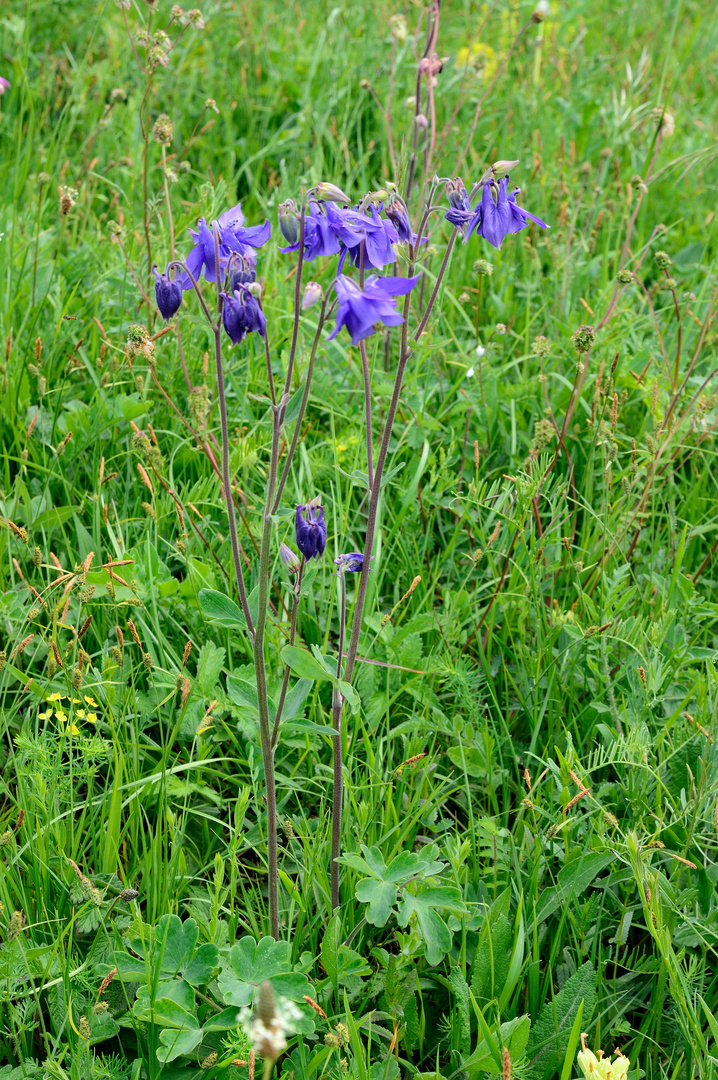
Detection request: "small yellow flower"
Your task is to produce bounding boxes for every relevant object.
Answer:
[70,723,80,735]
[72,697,83,704]
[56,711,68,723]
[86,712,98,724]
[47,692,66,702]
[76,709,86,718]
[84,696,98,707]
[38,709,54,720]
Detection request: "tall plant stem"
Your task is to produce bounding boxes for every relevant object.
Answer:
[271,559,305,749]
[252,403,283,939]
[329,227,457,911]
[213,327,255,636]
[330,571,348,910]
[272,298,330,514]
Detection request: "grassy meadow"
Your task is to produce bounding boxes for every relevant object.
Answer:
[1,0,718,1078]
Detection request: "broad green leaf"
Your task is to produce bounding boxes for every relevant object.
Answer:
[196,643,226,696]
[356,878,397,927]
[281,678,313,722]
[202,1006,243,1032]
[280,645,334,682]
[321,914,341,997]
[217,936,315,1035]
[227,674,259,712]
[198,588,245,628]
[534,853,612,923]
[397,886,464,965]
[156,1026,203,1064]
[134,980,196,1027]
[337,679,361,713]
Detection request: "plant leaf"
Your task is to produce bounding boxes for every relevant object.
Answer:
[198,588,245,628]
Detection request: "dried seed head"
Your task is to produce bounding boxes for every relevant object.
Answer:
[120,887,139,902]
[142,652,153,672]
[78,1016,91,1041]
[59,186,78,215]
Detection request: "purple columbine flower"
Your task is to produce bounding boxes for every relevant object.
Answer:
[221,285,266,345]
[444,177,472,227]
[334,552,366,572]
[465,177,548,250]
[279,201,342,260]
[328,274,421,346]
[346,205,398,272]
[153,265,183,320]
[295,502,327,560]
[0,77,10,95]
[182,203,270,288]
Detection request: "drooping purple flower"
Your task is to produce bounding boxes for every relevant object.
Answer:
[346,205,398,272]
[465,176,548,250]
[153,265,183,320]
[444,177,472,227]
[0,77,10,95]
[384,201,413,244]
[182,203,270,288]
[328,274,421,346]
[334,552,366,572]
[295,502,327,560]
[229,253,257,288]
[221,285,266,345]
[279,201,342,260]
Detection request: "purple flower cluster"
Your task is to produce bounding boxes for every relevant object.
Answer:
[445,174,548,251]
[153,202,272,335]
[329,274,421,346]
[278,195,423,273]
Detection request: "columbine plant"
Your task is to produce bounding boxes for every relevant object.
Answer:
[140,159,547,931]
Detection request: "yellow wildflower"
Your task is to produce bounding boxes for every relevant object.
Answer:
[86,713,98,724]
[56,711,68,723]
[38,709,54,720]
[47,692,66,702]
[84,696,98,707]
[456,41,497,80]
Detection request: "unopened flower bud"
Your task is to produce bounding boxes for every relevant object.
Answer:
[415,113,428,129]
[492,159,519,175]
[170,4,184,18]
[38,172,50,186]
[120,887,139,902]
[278,200,299,245]
[654,250,672,271]
[315,182,350,205]
[302,281,323,310]
[185,8,205,27]
[280,543,302,574]
[205,97,219,113]
[474,258,493,276]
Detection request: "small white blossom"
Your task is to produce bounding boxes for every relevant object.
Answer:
[476,344,486,358]
[466,367,475,379]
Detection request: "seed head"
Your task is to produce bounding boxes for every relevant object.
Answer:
[59,186,78,215]
[654,250,672,272]
[152,113,174,146]
[120,887,139,902]
[571,324,595,354]
[531,335,550,357]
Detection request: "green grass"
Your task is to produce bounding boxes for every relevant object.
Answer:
[1,1,718,1079]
